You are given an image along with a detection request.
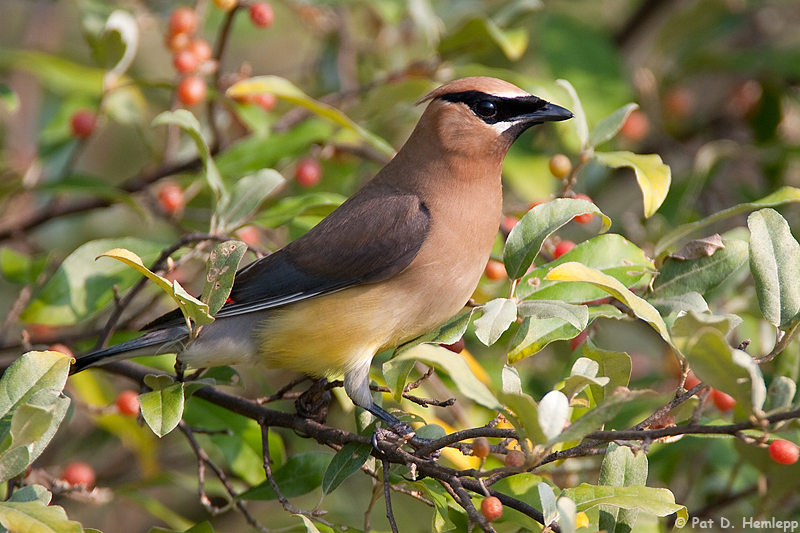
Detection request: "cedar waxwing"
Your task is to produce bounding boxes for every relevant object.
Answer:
[72,77,572,435]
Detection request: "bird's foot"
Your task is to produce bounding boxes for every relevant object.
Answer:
[295,378,331,424]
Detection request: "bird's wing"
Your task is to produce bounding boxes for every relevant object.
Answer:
[211,183,431,320]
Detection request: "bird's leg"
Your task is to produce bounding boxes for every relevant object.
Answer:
[295,377,331,423]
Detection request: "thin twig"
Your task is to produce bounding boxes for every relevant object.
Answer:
[381,457,400,533]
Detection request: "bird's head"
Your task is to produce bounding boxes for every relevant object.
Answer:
[414,77,572,156]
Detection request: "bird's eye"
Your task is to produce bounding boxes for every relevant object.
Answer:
[475,100,497,117]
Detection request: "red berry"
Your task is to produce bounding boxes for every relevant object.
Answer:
[504,450,525,467]
[528,199,547,211]
[443,337,465,353]
[481,496,503,522]
[684,372,701,392]
[188,38,213,63]
[62,462,96,487]
[553,240,576,259]
[169,7,198,36]
[484,259,506,280]
[572,194,595,224]
[663,87,695,120]
[619,109,650,142]
[500,216,519,235]
[176,76,207,106]
[249,93,277,111]
[70,109,97,139]
[769,439,800,465]
[711,389,736,412]
[115,390,140,417]
[295,157,322,188]
[158,182,184,214]
[549,154,572,179]
[173,49,199,73]
[472,437,490,458]
[49,343,73,358]
[165,30,191,52]
[237,226,261,246]
[570,330,588,352]
[249,2,275,28]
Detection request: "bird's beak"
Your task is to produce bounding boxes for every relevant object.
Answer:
[521,101,573,125]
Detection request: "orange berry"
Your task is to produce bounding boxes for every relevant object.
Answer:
[712,389,736,412]
[49,343,73,358]
[248,93,277,111]
[684,372,701,391]
[295,157,322,188]
[472,437,490,458]
[237,226,261,246]
[553,240,576,259]
[70,109,97,139]
[165,30,191,52]
[504,449,525,467]
[484,259,506,280]
[169,7,198,36]
[548,154,572,179]
[173,49,199,73]
[158,182,184,214]
[500,215,519,235]
[769,440,799,465]
[249,2,275,28]
[528,199,547,211]
[62,462,96,487]
[188,39,213,63]
[572,193,595,224]
[115,390,140,417]
[176,76,207,106]
[481,496,503,522]
[619,109,650,142]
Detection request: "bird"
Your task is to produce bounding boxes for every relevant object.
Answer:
[72,76,572,436]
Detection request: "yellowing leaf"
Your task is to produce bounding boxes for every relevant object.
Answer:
[594,151,671,218]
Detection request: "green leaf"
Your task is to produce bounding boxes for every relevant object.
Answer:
[765,376,796,414]
[508,316,581,363]
[294,515,322,533]
[226,76,394,158]
[152,110,228,206]
[0,49,105,95]
[439,17,529,61]
[385,345,500,410]
[651,239,748,299]
[518,233,653,302]
[598,444,648,533]
[538,482,558,525]
[561,483,686,520]
[562,358,610,400]
[648,292,709,316]
[587,103,639,148]
[102,10,139,88]
[139,382,185,438]
[654,186,800,257]
[474,298,517,346]
[503,198,611,279]
[670,311,741,342]
[0,84,19,113]
[594,151,671,218]
[581,345,631,404]
[516,300,588,332]
[7,485,51,505]
[394,310,474,357]
[0,351,71,420]
[238,452,331,500]
[97,248,213,327]
[683,328,766,414]
[497,390,546,445]
[218,170,285,230]
[557,497,577,533]
[21,237,163,325]
[502,364,523,394]
[747,209,800,326]
[539,390,569,442]
[321,442,372,497]
[200,241,247,316]
[556,79,588,150]
[0,501,83,533]
[545,263,674,352]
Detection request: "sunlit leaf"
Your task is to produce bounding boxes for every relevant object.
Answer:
[594,151,671,218]
[0,501,82,533]
[539,390,569,441]
[556,79,588,150]
[201,240,247,316]
[587,103,638,148]
[139,381,185,438]
[474,298,517,346]
[103,10,139,90]
[561,483,686,522]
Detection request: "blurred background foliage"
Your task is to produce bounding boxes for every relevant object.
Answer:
[1,0,800,531]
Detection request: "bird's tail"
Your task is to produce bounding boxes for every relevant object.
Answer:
[71,327,188,374]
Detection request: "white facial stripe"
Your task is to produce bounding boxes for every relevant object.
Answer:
[489,121,516,134]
